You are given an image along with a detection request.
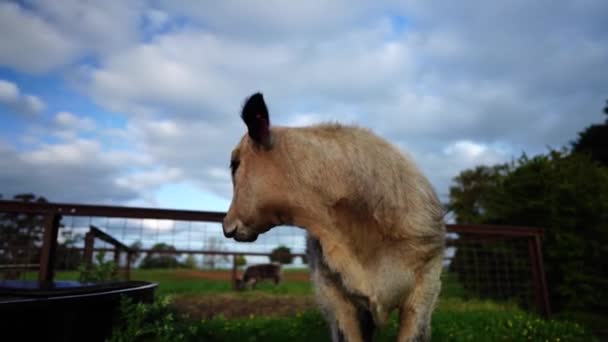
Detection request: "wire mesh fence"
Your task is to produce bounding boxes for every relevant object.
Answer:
[0,202,307,280]
[0,201,550,315]
[0,211,45,280]
[445,234,534,307]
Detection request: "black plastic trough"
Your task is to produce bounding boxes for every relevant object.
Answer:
[0,280,157,341]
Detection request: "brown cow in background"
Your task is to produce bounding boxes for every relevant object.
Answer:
[223,93,445,342]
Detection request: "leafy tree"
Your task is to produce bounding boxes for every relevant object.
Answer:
[270,245,293,264]
[571,99,608,167]
[140,243,179,269]
[128,240,143,266]
[485,151,608,312]
[235,254,247,267]
[183,254,197,269]
[448,165,509,224]
[201,237,229,269]
[56,229,83,270]
[0,194,48,267]
[0,193,81,272]
[448,150,608,312]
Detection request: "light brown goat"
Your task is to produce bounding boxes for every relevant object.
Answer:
[223,93,445,342]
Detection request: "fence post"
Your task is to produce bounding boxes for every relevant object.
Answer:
[83,231,95,266]
[125,251,132,281]
[38,213,61,283]
[114,249,121,264]
[232,254,238,290]
[527,233,551,317]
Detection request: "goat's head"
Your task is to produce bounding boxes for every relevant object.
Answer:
[223,93,295,242]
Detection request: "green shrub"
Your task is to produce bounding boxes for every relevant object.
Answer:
[107,296,185,342]
[140,243,181,269]
[182,255,197,269]
[77,252,118,282]
[269,245,293,264]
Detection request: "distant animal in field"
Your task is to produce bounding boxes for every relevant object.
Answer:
[223,93,446,341]
[236,263,282,290]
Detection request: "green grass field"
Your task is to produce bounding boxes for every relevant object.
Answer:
[47,268,466,297]
[40,268,597,341]
[109,284,593,341]
[41,268,314,296]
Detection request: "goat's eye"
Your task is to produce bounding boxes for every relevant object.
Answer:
[230,160,240,176]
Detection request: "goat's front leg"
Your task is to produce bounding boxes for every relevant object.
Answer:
[312,271,368,342]
[397,258,442,342]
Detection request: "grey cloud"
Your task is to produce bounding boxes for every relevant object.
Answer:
[387,0,608,145]
[0,79,45,116]
[126,116,243,198]
[0,134,179,205]
[28,0,144,57]
[0,140,137,203]
[0,2,77,73]
[155,0,390,42]
[0,1,145,73]
[3,0,608,208]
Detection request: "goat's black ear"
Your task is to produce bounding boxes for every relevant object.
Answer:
[241,92,272,148]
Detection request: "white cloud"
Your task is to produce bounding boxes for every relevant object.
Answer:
[0,80,19,102]
[141,218,175,232]
[54,111,95,130]
[144,9,170,32]
[0,139,135,203]
[0,128,184,204]
[155,0,386,41]
[24,139,102,165]
[77,0,607,202]
[407,140,512,200]
[0,1,145,73]
[2,0,608,209]
[442,141,508,166]
[115,167,183,194]
[289,113,324,127]
[0,79,46,116]
[123,117,242,198]
[30,0,144,57]
[50,111,96,140]
[142,120,180,138]
[0,2,77,73]
[285,108,360,128]
[23,95,45,114]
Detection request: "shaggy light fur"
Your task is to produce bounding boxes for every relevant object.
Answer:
[224,116,445,342]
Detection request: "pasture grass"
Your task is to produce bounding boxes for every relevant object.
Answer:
[109,295,595,342]
[46,268,457,298]
[130,268,312,296]
[36,268,313,296]
[32,268,599,340]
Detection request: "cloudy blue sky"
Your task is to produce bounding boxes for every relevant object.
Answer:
[1,0,607,214]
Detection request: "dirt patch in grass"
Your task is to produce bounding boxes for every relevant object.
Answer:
[282,271,310,282]
[171,294,317,319]
[173,269,311,282]
[175,269,233,281]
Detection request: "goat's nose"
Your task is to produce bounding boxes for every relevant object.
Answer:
[222,219,237,238]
